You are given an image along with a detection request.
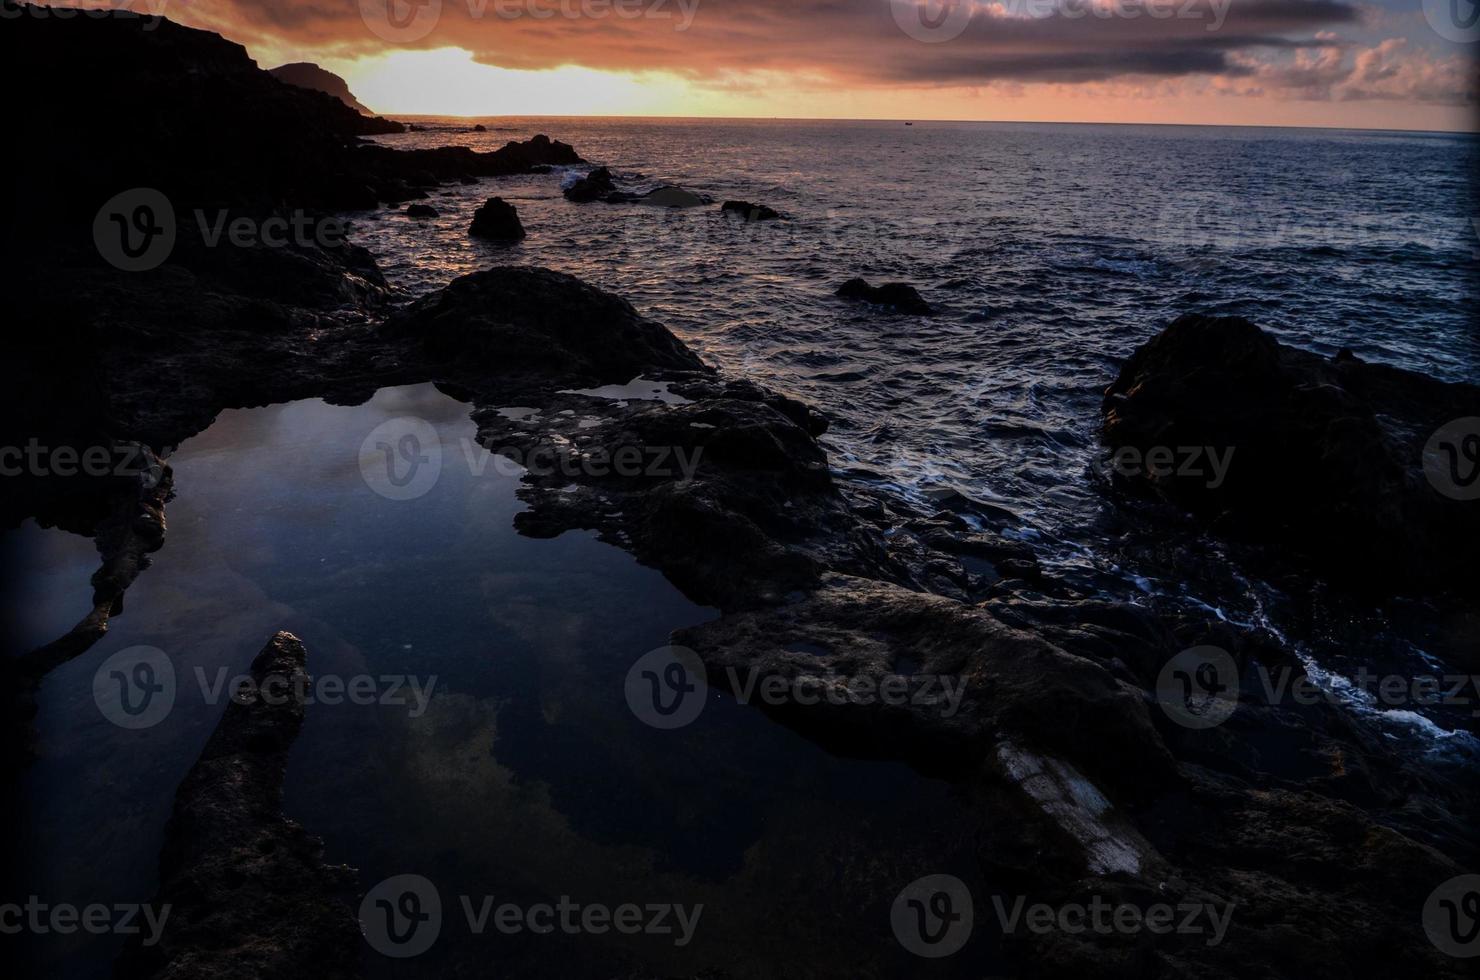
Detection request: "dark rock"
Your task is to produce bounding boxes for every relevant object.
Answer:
[405,203,439,218]
[468,196,525,240]
[267,61,378,118]
[564,166,616,203]
[835,278,933,315]
[639,185,711,208]
[472,123,487,132]
[1102,314,1480,595]
[114,632,360,980]
[386,266,704,381]
[721,200,782,221]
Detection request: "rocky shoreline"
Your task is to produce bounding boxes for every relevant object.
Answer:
[3,8,1478,979]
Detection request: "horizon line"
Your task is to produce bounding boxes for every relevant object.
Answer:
[373,111,1479,137]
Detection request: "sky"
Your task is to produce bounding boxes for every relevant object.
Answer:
[90,0,1480,129]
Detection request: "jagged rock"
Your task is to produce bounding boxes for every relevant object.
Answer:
[1102,314,1480,595]
[564,166,616,203]
[386,266,704,381]
[267,62,377,117]
[114,632,360,980]
[835,278,933,315]
[468,196,525,240]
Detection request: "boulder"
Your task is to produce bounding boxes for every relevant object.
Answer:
[405,203,438,218]
[835,278,933,315]
[468,196,525,240]
[384,266,707,381]
[1102,314,1480,595]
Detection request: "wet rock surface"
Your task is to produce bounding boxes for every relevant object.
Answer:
[1102,313,1480,596]
[114,632,361,980]
[467,196,526,239]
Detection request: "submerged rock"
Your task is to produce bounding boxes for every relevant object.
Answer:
[404,203,439,218]
[721,200,782,221]
[639,185,710,208]
[115,632,360,980]
[468,196,525,239]
[835,278,933,315]
[1103,314,1480,596]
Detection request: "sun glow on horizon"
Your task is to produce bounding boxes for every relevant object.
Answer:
[328,47,714,118]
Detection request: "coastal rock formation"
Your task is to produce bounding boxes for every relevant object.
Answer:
[836,277,934,315]
[721,200,783,221]
[1102,314,1480,595]
[468,196,525,239]
[6,11,1478,979]
[564,166,617,202]
[387,267,705,382]
[268,61,375,116]
[4,6,577,234]
[563,167,710,206]
[114,632,361,980]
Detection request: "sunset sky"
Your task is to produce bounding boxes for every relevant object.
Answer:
[136,1,1479,129]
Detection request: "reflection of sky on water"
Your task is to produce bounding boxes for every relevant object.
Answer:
[4,384,985,978]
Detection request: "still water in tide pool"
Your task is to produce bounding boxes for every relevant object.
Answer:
[1,383,987,978]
